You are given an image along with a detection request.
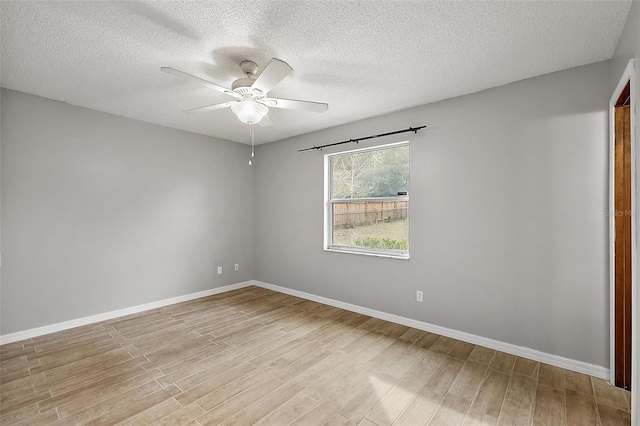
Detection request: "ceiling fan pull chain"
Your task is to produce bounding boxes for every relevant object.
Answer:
[248,123,255,165]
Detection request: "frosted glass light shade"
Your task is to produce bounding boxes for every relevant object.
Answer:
[231,100,269,124]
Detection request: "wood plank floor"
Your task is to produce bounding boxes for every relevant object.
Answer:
[0,286,631,425]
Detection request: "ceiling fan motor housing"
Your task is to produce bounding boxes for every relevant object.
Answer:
[232,60,265,97]
[232,77,259,95]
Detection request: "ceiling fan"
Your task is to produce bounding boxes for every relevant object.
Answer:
[161,58,329,126]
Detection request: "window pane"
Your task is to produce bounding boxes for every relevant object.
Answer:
[332,200,409,252]
[331,145,409,199]
[328,144,409,255]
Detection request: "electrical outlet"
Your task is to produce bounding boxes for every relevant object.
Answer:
[217,266,223,275]
[234,263,239,272]
[416,290,423,302]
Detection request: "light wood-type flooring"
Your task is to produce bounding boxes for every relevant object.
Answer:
[0,286,632,425]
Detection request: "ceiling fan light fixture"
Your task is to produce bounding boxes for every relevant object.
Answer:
[231,99,269,124]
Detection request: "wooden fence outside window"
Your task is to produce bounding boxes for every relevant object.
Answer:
[332,200,408,228]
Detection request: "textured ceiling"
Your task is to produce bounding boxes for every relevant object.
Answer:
[0,1,632,145]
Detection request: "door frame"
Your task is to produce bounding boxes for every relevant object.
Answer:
[609,59,636,395]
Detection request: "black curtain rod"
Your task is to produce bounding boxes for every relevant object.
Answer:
[298,125,426,152]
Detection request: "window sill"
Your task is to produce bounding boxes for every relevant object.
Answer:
[324,247,410,260]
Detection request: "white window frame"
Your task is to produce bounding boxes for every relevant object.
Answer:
[324,141,409,259]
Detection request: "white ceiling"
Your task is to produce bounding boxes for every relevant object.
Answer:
[0,1,632,145]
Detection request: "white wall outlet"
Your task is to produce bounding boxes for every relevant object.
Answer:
[416,290,423,302]
[217,266,223,275]
[234,263,239,271]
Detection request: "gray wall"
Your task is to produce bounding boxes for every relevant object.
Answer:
[611,0,639,92]
[1,89,255,334]
[255,61,611,367]
[611,1,639,419]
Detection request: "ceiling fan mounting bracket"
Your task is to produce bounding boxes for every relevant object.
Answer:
[240,60,259,77]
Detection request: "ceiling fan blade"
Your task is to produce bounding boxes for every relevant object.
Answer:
[161,67,239,98]
[267,97,329,113]
[183,101,235,113]
[259,114,273,127]
[251,59,293,94]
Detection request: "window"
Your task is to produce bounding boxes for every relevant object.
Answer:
[325,141,409,258]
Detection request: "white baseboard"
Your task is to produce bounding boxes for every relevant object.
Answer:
[252,280,610,380]
[0,281,254,345]
[0,278,610,381]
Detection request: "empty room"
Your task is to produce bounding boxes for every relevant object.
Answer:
[1,1,639,425]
